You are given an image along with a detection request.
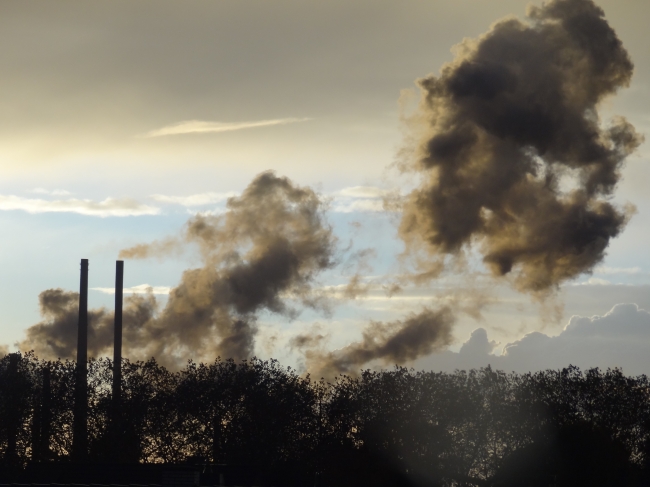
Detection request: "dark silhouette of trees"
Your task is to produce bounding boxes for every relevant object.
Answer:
[2,352,650,485]
[0,353,39,465]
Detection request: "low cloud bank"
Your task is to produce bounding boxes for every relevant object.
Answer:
[331,186,392,213]
[29,188,72,196]
[415,303,650,376]
[0,195,159,217]
[150,192,238,207]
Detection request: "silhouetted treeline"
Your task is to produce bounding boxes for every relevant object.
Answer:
[2,352,650,486]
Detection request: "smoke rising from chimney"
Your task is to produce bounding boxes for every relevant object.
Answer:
[21,172,336,367]
[19,289,156,361]
[398,0,642,292]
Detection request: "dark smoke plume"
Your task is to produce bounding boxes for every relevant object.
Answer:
[19,289,156,359]
[20,172,336,366]
[21,173,335,365]
[400,0,642,292]
[141,171,335,362]
[297,307,454,377]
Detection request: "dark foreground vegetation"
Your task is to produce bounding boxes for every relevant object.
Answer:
[2,353,650,486]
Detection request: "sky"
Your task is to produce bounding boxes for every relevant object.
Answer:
[2,0,650,377]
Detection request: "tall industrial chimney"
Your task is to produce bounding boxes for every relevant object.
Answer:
[112,260,124,460]
[72,258,88,462]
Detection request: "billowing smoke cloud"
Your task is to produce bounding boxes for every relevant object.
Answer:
[400,0,643,292]
[297,307,454,377]
[19,288,156,360]
[22,172,336,366]
[134,171,335,362]
[21,289,90,358]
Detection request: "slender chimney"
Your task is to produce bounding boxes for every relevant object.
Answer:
[112,260,124,460]
[73,258,88,462]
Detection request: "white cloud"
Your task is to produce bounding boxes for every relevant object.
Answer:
[337,186,389,198]
[594,266,642,275]
[331,185,391,213]
[29,188,72,196]
[0,195,159,217]
[414,303,650,376]
[572,277,612,286]
[319,285,432,302]
[150,191,238,207]
[332,199,385,213]
[185,208,228,217]
[140,118,311,138]
[91,284,171,295]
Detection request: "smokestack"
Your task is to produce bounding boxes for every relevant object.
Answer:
[112,260,123,460]
[73,258,88,462]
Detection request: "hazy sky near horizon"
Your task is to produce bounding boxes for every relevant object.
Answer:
[2,0,650,374]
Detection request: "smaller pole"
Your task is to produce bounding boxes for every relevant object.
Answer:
[73,258,89,462]
[112,260,124,461]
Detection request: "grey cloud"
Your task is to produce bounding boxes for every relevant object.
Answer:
[4,0,578,164]
[415,303,650,376]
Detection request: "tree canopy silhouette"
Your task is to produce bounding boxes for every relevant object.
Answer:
[2,353,650,486]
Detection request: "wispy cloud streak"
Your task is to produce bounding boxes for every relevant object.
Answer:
[331,185,392,213]
[595,266,643,275]
[150,191,238,206]
[29,188,72,196]
[140,118,311,138]
[0,195,159,217]
[92,284,171,295]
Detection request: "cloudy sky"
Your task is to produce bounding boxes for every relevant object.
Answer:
[2,0,650,376]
